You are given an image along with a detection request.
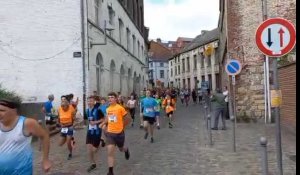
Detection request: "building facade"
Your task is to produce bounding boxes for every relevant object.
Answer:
[148,41,172,88]
[0,0,148,114]
[86,0,149,97]
[169,29,220,91]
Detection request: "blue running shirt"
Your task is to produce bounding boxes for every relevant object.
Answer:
[141,97,158,118]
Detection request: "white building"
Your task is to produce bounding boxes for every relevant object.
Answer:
[169,29,220,91]
[0,0,148,113]
[148,40,172,88]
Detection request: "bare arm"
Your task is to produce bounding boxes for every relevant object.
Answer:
[24,118,51,172]
[123,112,132,128]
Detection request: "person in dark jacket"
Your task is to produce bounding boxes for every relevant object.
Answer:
[210,89,226,130]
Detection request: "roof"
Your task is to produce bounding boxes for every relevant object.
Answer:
[177,37,193,42]
[180,28,219,54]
[148,41,173,61]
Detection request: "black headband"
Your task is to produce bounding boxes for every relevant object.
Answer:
[0,100,20,109]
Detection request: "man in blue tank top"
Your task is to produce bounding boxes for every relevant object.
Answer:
[141,90,158,143]
[0,96,52,174]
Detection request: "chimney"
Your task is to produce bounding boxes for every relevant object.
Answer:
[201,30,208,35]
[156,38,162,43]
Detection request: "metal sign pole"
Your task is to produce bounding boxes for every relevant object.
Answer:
[272,58,283,175]
[266,55,272,123]
[232,75,236,152]
[263,62,267,124]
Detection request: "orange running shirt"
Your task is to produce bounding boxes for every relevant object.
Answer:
[58,105,75,125]
[163,99,176,113]
[106,104,128,134]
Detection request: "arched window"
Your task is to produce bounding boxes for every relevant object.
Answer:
[120,65,125,94]
[110,60,116,90]
[96,53,103,95]
[127,68,132,94]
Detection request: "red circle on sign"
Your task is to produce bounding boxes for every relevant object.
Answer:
[255,18,296,57]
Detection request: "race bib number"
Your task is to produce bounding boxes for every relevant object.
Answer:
[108,115,117,123]
[89,124,97,130]
[61,127,68,134]
[45,116,51,121]
[145,108,154,113]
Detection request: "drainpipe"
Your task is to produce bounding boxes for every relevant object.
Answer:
[80,0,87,119]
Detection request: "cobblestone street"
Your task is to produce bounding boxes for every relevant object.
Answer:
[33,103,296,175]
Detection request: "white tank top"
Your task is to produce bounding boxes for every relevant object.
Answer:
[0,116,33,175]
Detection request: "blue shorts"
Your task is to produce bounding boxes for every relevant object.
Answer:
[155,111,160,116]
[60,126,74,137]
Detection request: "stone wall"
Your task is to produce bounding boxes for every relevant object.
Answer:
[225,0,296,119]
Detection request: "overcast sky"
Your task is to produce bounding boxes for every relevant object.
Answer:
[144,0,220,42]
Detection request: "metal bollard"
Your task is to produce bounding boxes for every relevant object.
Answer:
[207,114,212,146]
[204,105,208,128]
[260,137,269,175]
[38,120,43,151]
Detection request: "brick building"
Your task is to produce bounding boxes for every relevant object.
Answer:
[218,0,296,129]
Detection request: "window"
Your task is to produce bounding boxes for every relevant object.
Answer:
[201,54,204,68]
[94,0,100,25]
[171,61,173,66]
[178,65,180,74]
[108,6,115,37]
[141,45,144,57]
[207,55,211,67]
[160,70,164,78]
[175,67,177,75]
[193,55,197,70]
[160,62,164,67]
[118,19,124,45]
[137,41,140,58]
[150,62,153,67]
[132,35,136,55]
[171,68,173,77]
[182,59,185,72]
[186,57,190,72]
[126,28,130,50]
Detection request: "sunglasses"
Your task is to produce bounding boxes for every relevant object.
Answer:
[108,96,115,98]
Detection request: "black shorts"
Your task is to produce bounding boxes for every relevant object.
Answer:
[166,111,174,117]
[143,116,156,125]
[86,133,101,148]
[105,131,125,148]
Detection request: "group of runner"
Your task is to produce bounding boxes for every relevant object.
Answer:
[0,88,177,175]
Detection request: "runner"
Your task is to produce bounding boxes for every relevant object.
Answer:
[162,94,176,128]
[42,94,55,125]
[127,95,137,127]
[141,90,158,143]
[98,97,108,147]
[86,96,105,172]
[99,92,131,175]
[154,93,162,130]
[179,89,185,105]
[184,88,190,107]
[139,90,146,129]
[0,97,51,174]
[58,95,76,160]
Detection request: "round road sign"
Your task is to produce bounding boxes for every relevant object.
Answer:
[255,17,296,57]
[225,59,242,76]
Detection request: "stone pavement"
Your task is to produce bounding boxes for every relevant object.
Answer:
[32,102,296,175]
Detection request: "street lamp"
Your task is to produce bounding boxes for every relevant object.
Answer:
[90,20,114,48]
